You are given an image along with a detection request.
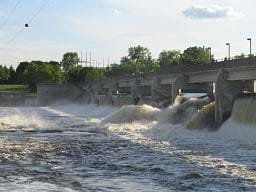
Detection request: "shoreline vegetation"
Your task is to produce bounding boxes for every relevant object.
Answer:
[0,84,36,97]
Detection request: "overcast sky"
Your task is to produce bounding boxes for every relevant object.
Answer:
[0,0,255,67]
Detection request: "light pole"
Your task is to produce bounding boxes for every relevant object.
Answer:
[247,38,252,56]
[226,43,230,60]
[207,47,212,62]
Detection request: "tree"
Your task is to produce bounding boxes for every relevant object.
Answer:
[234,53,246,60]
[61,52,79,72]
[181,46,210,65]
[158,50,181,67]
[48,61,63,82]
[20,61,62,89]
[0,65,9,83]
[16,61,29,83]
[107,45,159,75]
[65,66,105,82]
[8,66,16,83]
[121,45,153,65]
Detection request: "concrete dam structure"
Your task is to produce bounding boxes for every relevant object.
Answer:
[37,57,256,125]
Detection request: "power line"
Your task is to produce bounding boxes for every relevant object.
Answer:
[0,0,21,30]
[2,27,25,48]
[0,0,50,50]
[27,0,50,24]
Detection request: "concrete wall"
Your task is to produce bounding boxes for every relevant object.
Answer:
[112,96,134,107]
[37,84,83,106]
[0,94,38,107]
[0,94,25,106]
[25,97,38,106]
[98,95,113,106]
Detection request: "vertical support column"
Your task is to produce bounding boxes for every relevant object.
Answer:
[109,82,117,106]
[172,75,184,104]
[215,68,254,126]
[151,77,160,102]
[131,79,140,105]
[84,84,92,104]
[93,83,101,105]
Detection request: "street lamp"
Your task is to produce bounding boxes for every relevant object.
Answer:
[247,38,252,56]
[207,47,212,62]
[226,43,231,60]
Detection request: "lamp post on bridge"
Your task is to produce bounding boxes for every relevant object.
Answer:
[247,38,252,56]
[207,47,212,63]
[226,43,231,60]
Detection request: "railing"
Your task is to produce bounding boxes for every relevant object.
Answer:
[100,56,256,84]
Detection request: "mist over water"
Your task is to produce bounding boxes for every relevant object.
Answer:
[0,98,255,191]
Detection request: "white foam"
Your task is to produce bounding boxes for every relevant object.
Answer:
[0,178,76,192]
[47,104,117,119]
[232,97,256,126]
[0,114,46,130]
[102,105,160,124]
[217,118,256,142]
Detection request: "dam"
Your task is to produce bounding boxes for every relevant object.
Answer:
[38,56,256,126]
[1,58,256,191]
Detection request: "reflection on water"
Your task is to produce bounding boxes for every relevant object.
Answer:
[0,105,255,191]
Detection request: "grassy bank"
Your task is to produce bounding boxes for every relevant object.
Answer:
[0,84,36,97]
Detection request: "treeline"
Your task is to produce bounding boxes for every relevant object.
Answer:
[0,45,225,89]
[0,53,106,90]
[106,46,212,76]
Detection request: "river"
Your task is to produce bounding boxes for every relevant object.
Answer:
[0,104,255,191]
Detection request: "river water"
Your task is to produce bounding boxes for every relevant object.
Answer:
[0,104,256,191]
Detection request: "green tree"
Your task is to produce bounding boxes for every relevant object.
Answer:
[107,45,159,75]
[234,53,246,60]
[48,61,63,82]
[181,46,210,65]
[121,45,153,65]
[0,65,9,83]
[65,66,105,82]
[61,52,79,72]
[8,66,16,83]
[65,65,84,82]
[21,61,62,89]
[16,61,29,83]
[158,50,181,67]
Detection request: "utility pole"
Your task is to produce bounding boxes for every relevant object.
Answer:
[85,50,88,67]
[90,50,92,67]
[80,50,83,66]
[226,43,231,60]
[247,38,252,56]
[207,47,212,63]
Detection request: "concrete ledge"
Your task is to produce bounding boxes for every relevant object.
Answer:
[25,97,38,106]
[138,97,154,105]
[98,95,113,106]
[112,95,134,107]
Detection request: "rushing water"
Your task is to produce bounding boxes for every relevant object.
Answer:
[0,103,256,192]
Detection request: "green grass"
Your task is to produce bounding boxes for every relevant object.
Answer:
[0,84,36,96]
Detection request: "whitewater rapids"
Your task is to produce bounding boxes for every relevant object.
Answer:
[0,99,255,191]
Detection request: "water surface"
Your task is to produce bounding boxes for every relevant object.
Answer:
[0,105,255,191]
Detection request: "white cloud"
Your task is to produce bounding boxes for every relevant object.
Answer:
[183,5,243,19]
[113,7,135,15]
[114,8,122,15]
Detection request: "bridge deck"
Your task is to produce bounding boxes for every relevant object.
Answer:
[91,57,256,85]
